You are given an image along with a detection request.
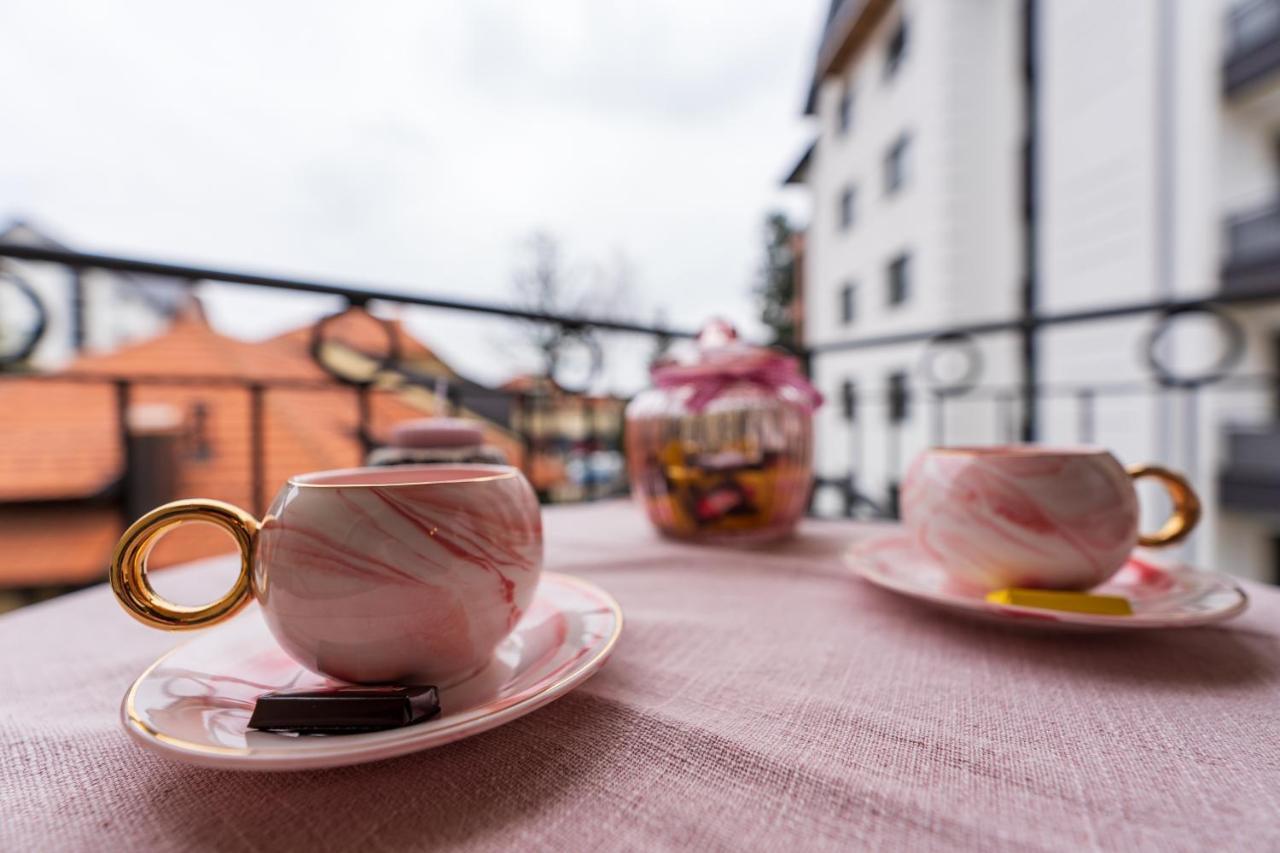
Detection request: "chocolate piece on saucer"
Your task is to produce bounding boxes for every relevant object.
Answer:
[248,685,440,734]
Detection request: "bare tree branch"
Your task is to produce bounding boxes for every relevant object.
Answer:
[507,231,638,388]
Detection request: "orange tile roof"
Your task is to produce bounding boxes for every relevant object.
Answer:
[0,380,123,501]
[0,313,526,588]
[78,316,325,381]
[271,316,461,380]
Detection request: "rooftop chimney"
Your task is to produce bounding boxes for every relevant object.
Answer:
[123,403,184,521]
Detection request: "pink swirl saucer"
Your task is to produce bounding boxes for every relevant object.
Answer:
[846,533,1247,631]
[120,572,623,770]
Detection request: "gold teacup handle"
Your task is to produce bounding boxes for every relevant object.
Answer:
[1126,464,1202,547]
[110,499,259,630]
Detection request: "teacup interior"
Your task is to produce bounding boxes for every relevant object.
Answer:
[291,464,515,487]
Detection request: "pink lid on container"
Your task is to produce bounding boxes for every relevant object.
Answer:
[650,320,823,413]
[387,418,485,449]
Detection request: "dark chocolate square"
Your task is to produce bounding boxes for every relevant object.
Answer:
[247,685,440,735]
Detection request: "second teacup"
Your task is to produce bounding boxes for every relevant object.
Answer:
[902,446,1200,591]
[111,464,543,684]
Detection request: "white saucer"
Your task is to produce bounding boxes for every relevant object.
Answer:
[121,572,623,770]
[846,533,1248,631]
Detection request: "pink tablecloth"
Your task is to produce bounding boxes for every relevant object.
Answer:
[3,502,1280,851]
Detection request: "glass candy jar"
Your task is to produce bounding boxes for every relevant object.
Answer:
[625,322,821,543]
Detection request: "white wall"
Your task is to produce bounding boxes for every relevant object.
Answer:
[806,0,1022,346]
[805,0,1022,512]
[1037,0,1280,580]
[808,0,946,351]
[813,332,1022,514]
[801,0,1280,581]
[937,0,1023,324]
[1039,0,1160,314]
[84,271,175,357]
[0,259,175,369]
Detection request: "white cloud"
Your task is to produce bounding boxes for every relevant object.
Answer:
[0,0,822,392]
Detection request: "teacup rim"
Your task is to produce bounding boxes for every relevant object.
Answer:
[925,444,1111,458]
[289,463,520,489]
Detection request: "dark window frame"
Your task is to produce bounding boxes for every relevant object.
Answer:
[839,281,856,324]
[189,401,213,461]
[841,380,858,422]
[884,133,910,194]
[837,86,854,135]
[887,371,910,423]
[884,18,909,81]
[839,185,856,230]
[887,253,911,306]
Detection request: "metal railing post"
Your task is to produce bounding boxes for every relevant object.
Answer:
[355,385,373,457]
[1076,389,1096,444]
[249,384,266,516]
[115,379,132,521]
[931,390,945,446]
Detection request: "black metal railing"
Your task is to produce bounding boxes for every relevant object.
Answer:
[804,262,1280,583]
[1225,0,1280,94]
[814,371,1280,513]
[1229,0,1280,55]
[9,240,1280,588]
[0,244,682,337]
[1227,201,1280,261]
[798,202,1280,571]
[0,244,694,598]
[1224,200,1280,296]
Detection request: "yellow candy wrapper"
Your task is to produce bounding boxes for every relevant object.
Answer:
[985,588,1133,616]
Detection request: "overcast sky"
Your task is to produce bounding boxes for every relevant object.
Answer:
[0,1,820,390]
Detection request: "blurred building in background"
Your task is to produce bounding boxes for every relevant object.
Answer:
[0,220,189,367]
[501,373,627,504]
[788,0,1280,581]
[0,309,530,610]
[0,233,629,611]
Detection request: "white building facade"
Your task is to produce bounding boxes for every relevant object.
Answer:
[788,0,1280,582]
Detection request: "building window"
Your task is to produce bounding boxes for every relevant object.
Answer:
[188,401,212,460]
[884,133,910,194]
[887,253,911,306]
[839,282,856,324]
[884,18,909,80]
[837,87,854,135]
[887,371,910,423]
[839,186,856,230]
[841,380,858,422]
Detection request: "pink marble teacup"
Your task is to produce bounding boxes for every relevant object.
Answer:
[110,464,542,684]
[901,446,1200,591]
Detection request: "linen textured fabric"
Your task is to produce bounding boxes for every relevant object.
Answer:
[3,502,1280,851]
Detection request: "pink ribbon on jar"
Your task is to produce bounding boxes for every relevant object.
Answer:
[651,348,824,413]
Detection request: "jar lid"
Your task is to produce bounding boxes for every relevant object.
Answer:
[650,320,823,412]
[387,418,485,449]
